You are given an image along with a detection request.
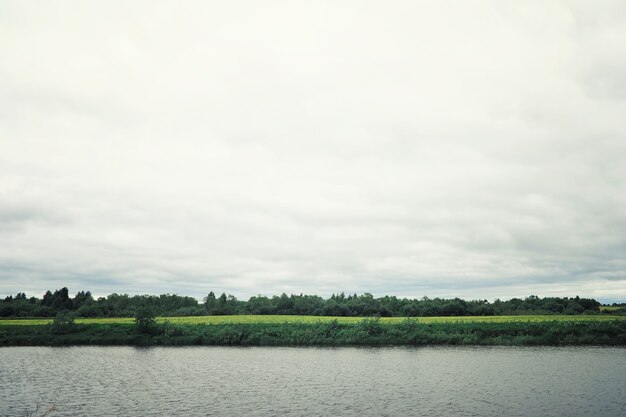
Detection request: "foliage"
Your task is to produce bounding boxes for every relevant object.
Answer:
[50,311,75,335]
[600,305,626,315]
[134,306,156,334]
[2,319,625,347]
[2,313,624,327]
[1,287,609,319]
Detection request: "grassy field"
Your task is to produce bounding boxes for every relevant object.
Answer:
[2,317,625,347]
[600,306,624,312]
[1,314,624,326]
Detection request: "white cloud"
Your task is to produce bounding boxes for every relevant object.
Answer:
[1,0,625,302]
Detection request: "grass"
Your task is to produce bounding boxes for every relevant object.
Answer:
[600,306,624,312]
[2,319,625,346]
[1,314,623,326]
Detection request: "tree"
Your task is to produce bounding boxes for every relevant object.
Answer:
[51,311,75,335]
[73,290,93,309]
[246,295,273,314]
[205,291,217,313]
[276,293,294,314]
[41,291,53,306]
[134,306,156,333]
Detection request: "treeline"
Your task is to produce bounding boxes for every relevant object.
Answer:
[1,287,605,318]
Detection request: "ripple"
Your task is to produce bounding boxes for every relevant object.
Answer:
[1,346,625,417]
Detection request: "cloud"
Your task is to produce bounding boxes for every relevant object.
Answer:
[1,1,625,302]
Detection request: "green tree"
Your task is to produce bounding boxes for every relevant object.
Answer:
[134,306,156,333]
[276,293,294,314]
[51,310,76,335]
[205,291,217,313]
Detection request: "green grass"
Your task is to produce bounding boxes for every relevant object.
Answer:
[600,306,624,312]
[2,319,625,346]
[1,314,623,326]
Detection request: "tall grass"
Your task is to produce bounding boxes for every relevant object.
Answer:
[1,314,623,326]
[1,318,625,346]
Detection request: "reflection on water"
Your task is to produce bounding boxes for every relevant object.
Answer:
[2,346,625,416]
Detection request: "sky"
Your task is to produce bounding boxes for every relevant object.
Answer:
[1,1,625,303]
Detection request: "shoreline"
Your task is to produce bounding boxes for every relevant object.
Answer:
[2,313,623,326]
[2,319,625,347]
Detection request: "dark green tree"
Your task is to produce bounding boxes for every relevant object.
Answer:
[205,291,217,313]
[51,310,76,335]
[134,306,156,333]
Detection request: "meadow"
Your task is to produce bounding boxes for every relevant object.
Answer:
[1,314,623,326]
[599,306,625,312]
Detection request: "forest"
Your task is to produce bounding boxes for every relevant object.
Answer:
[2,287,619,318]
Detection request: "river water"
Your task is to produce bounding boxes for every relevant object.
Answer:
[1,346,625,416]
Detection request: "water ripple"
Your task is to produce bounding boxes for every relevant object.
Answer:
[1,346,625,417]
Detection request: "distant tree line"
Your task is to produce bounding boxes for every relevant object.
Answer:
[0,287,607,318]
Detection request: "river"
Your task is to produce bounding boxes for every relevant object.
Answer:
[2,346,625,416]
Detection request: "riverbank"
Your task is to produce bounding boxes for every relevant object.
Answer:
[1,313,622,326]
[1,319,625,346]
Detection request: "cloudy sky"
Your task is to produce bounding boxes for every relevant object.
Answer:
[1,1,625,302]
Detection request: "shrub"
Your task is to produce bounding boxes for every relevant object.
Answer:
[134,307,156,334]
[51,311,75,335]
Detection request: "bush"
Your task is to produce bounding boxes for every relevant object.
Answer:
[134,307,156,334]
[51,311,75,335]
[357,317,383,336]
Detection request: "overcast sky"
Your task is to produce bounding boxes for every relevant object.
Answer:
[1,1,625,302]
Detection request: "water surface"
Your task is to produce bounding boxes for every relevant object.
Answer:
[2,346,624,416]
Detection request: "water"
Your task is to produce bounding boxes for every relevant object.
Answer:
[1,346,625,416]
